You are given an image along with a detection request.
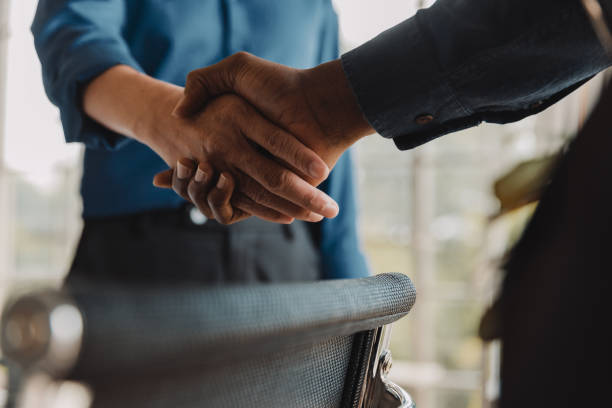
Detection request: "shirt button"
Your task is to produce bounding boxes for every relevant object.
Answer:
[415,114,434,125]
[189,206,208,225]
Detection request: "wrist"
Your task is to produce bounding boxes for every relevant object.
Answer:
[125,75,187,168]
[83,65,183,150]
[301,60,374,149]
[131,80,184,147]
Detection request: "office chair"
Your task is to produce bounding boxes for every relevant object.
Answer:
[1,273,416,408]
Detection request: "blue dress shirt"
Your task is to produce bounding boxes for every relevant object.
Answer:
[32,0,370,279]
[342,0,612,150]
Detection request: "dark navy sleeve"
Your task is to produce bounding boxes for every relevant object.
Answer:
[318,149,371,279]
[341,0,612,150]
[32,0,143,150]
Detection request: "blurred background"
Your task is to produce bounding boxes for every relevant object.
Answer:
[0,1,606,407]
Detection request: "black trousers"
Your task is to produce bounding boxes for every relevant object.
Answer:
[65,205,321,287]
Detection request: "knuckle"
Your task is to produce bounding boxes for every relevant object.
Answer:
[302,187,318,208]
[232,51,251,64]
[198,204,214,219]
[264,169,291,192]
[248,188,267,206]
[208,101,240,129]
[216,214,231,225]
[277,170,294,192]
[190,192,207,209]
[208,191,226,208]
[230,195,248,213]
[206,138,229,157]
[233,197,250,213]
[185,70,197,83]
[185,70,203,89]
[209,198,224,210]
[240,177,269,204]
[172,182,187,197]
[202,137,216,154]
[229,52,254,85]
[264,128,284,152]
[290,148,308,174]
[263,172,282,191]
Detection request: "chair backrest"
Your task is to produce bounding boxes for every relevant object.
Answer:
[2,273,416,408]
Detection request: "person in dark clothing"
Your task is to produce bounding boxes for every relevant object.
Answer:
[160,0,612,406]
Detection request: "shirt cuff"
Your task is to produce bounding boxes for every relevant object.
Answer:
[341,16,469,150]
[341,3,608,150]
[56,42,144,151]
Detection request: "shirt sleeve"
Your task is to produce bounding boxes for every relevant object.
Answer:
[318,149,371,279]
[32,0,144,150]
[341,0,612,150]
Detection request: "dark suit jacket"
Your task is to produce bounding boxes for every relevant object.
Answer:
[340,0,612,405]
[500,78,612,408]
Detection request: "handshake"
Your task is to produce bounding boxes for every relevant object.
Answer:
[149,53,374,225]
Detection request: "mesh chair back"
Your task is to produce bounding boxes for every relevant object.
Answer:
[2,273,416,408]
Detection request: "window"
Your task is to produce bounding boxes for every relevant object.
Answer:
[0,0,82,294]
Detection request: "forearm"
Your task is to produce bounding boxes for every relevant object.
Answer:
[33,0,146,150]
[83,65,182,156]
[89,65,340,220]
[341,0,611,150]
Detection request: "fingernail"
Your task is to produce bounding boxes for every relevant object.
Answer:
[307,213,324,222]
[321,201,339,218]
[309,161,328,179]
[194,168,208,183]
[177,161,191,179]
[217,174,228,189]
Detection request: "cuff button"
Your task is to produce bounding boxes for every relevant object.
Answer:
[530,100,544,109]
[415,114,434,125]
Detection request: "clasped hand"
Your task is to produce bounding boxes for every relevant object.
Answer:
[153,52,373,225]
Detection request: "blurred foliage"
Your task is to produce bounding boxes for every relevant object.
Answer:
[493,154,559,217]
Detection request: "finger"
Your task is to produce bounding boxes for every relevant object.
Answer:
[236,173,324,223]
[235,147,339,218]
[174,52,287,120]
[241,107,329,182]
[153,169,174,188]
[207,173,249,225]
[220,209,251,225]
[173,52,253,118]
[187,162,217,219]
[232,193,294,224]
[172,158,196,203]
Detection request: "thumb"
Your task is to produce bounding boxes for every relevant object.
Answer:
[173,52,251,118]
[172,74,210,118]
[153,168,174,188]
